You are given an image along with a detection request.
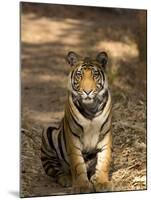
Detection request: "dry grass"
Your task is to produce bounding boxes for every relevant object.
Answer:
[21,3,147,197]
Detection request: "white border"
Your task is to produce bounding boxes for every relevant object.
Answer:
[0,0,150,199]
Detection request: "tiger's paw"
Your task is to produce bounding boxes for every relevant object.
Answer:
[57,174,72,187]
[90,174,112,192]
[73,180,94,194]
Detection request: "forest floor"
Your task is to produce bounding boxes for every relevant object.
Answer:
[21,3,147,197]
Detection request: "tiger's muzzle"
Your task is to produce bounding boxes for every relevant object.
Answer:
[81,90,96,104]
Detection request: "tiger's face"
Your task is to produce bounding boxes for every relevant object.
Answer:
[66,52,108,105]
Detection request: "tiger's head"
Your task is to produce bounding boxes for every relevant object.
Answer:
[66,51,109,107]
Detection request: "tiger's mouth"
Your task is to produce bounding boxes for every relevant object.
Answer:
[82,97,94,104]
[80,90,96,105]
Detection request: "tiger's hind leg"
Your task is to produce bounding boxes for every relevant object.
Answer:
[41,127,60,177]
[41,126,72,187]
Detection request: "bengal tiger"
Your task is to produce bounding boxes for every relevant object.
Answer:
[41,51,112,193]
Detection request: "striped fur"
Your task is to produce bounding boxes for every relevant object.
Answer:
[41,52,112,192]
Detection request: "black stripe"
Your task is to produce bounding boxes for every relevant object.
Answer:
[41,154,59,163]
[100,69,105,83]
[72,131,81,139]
[43,160,51,168]
[47,126,62,159]
[98,90,109,111]
[62,121,67,150]
[45,164,53,175]
[96,148,102,153]
[56,170,63,176]
[66,115,81,139]
[70,111,83,132]
[47,127,56,151]
[43,159,59,168]
[41,143,55,161]
[102,127,111,137]
[69,103,79,121]
[100,112,110,133]
[45,161,61,175]
[103,89,109,100]
[71,70,75,88]
[41,147,51,158]
[66,105,82,136]
[96,145,107,153]
[72,145,81,151]
[58,131,68,164]
[61,128,70,165]
[71,70,74,81]
[41,156,48,162]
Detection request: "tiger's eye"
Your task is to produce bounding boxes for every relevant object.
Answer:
[76,71,82,79]
[76,71,82,75]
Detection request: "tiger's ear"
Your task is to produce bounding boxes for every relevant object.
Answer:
[66,51,79,67]
[96,52,108,68]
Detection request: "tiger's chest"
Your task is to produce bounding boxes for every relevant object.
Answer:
[81,116,103,152]
[68,94,111,152]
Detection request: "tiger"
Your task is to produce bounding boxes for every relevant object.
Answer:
[41,51,112,193]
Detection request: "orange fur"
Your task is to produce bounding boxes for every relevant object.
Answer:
[79,69,96,93]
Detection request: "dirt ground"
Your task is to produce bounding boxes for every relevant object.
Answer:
[21,3,147,197]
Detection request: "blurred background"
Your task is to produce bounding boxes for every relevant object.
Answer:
[21,2,147,197]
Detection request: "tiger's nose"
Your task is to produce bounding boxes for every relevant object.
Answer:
[83,89,93,95]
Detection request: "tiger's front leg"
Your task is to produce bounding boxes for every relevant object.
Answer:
[90,131,112,192]
[65,126,94,193]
